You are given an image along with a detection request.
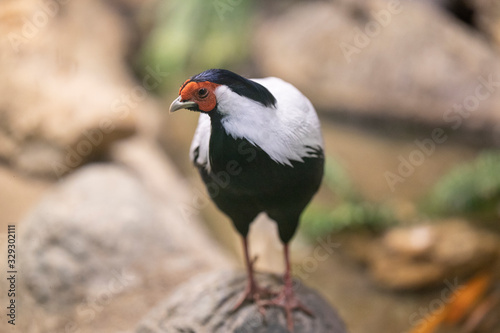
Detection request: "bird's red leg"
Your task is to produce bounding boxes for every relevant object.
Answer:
[232,236,275,312]
[259,243,314,331]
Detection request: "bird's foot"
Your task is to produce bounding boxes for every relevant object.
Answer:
[232,256,276,314]
[258,285,314,332]
[232,280,276,315]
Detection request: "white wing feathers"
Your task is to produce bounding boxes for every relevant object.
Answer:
[189,113,211,170]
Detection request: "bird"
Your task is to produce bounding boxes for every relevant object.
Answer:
[170,69,324,331]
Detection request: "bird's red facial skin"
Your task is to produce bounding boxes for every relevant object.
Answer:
[179,81,220,112]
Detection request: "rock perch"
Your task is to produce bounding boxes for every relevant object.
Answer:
[135,271,348,333]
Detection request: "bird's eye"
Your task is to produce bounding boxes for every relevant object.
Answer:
[197,88,209,99]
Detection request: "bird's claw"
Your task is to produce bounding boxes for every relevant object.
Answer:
[232,283,276,312]
[258,288,314,332]
[232,257,277,313]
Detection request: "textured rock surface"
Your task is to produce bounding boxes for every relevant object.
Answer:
[368,220,500,289]
[18,140,232,333]
[135,271,348,333]
[254,0,500,143]
[0,0,160,177]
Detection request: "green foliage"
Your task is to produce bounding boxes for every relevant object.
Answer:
[323,158,359,202]
[137,0,253,92]
[301,156,396,238]
[303,150,500,239]
[302,202,396,239]
[422,150,500,220]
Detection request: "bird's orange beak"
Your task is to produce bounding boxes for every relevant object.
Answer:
[169,96,198,113]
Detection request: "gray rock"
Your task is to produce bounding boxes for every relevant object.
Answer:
[253,0,500,143]
[18,142,231,333]
[135,271,348,333]
[21,165,158,311]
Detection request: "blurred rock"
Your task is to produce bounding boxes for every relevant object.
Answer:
[469,0,500,48]
[0,164,51,227]
[19,141,232,333]
[0,0,161,177]
[135,271,347,333]
[367,220,499,289]
[254,0,500,143]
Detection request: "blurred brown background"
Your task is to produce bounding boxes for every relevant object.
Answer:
[1,0,500,332]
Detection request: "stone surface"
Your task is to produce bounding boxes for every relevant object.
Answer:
[470,0,500,49]
[254,0,500,143]
[0,0,161,177]
[135,271,348,333]
[18,140,232,333]
[367,220,500,289]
